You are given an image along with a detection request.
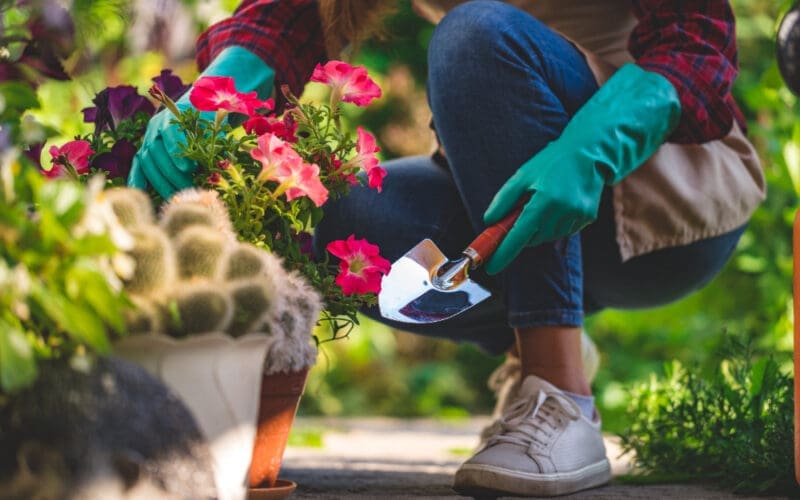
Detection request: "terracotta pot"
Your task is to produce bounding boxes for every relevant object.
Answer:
[247,479,297,500]
[114,332,276,500]
[248,368,309,489]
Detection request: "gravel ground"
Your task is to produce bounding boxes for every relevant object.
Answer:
[279,417,789,499]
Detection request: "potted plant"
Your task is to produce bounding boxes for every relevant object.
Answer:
[0,160,227,497]
[138,69,394,496]
[101,186,320,500]
[36,37,391,495]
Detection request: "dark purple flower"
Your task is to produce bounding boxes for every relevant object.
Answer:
[293,230,314,257]
[28,0,75,58]
[19,1,75,82]
[90,139,137,180]
[0,62,26,83]
[152,69,190,102]
[82,86,155,133]
[22,143,44,169]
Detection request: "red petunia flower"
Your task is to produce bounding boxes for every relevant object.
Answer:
[326,234,391,295]
[44,140,93,178]
[189,76,273,115]
[243,113,298,143]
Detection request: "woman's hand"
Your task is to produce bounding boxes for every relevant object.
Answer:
[483,63,681,274]
[128,46,275,199]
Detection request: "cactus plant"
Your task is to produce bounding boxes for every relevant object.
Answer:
[106,190,322,498]
[160,189,234,238]
[122,225,174,295]
[125,297,164,335]
[220,242,273,281]
[227,280,277,336]
[174,225,229,280]
[109,188,321,369]
[169,282,234,337]
[102,187,154,228]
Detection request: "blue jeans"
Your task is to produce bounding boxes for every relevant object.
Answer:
[313,1,745,354]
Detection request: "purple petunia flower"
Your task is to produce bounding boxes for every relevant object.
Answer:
[152,69,191,102]
[22,143,44,169]
[90,139,137,180]
[82,86,155,133]
[293,230,314,257]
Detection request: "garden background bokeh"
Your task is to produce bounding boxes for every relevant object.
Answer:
[26,0,798,438]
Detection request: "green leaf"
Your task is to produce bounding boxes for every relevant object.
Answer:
[0,82,40,120]
[0,317,37,393]
[30,283,110,353]
[37,179,86,225]
[748,357,768,398]
[66,261,127,332]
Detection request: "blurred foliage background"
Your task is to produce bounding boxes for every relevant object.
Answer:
[27,0,798,435]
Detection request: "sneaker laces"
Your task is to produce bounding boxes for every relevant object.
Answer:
[485,387,581,451]
[486,357,521,392]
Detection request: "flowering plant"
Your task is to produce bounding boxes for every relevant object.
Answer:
[43,62,392,338]
[155,61,391,336]
[40,70,190,182]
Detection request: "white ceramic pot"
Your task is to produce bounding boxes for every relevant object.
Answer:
[114,332,275,500]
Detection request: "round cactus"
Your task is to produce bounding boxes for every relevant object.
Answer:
[161,189,234,238]
[159,203,219,239]
[102,188,155,229]
[168,282,233,337]
[173,225,229,280]
[125,297,163,335]
[226,280,277,336]
[123,225,174,295]
[220,243,268,281]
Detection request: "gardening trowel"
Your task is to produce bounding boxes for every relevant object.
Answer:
[378,198,527,324]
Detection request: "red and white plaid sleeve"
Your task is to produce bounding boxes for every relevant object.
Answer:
[628,0,747,143]
[196,0,327,108]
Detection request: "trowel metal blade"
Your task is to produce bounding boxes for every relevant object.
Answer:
[378,239,491,324]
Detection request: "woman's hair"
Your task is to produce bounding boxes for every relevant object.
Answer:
[318,0,396,56]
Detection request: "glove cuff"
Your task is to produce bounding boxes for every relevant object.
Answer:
[564,63,681,185]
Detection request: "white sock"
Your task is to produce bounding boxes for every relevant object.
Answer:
[563,390,595,420]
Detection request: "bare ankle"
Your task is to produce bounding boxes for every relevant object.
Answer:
[515,325,592,396]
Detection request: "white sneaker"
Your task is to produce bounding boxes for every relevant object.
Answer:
[478,330,599,445]
[455,375,611,497]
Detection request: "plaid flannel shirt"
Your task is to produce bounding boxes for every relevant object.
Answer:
[197,0,745,143]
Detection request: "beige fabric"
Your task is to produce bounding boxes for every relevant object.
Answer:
[414,0,766,261]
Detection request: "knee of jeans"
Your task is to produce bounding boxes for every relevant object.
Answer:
[429,1,542,72]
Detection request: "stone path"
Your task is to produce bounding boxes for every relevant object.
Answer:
[280,417,789,499]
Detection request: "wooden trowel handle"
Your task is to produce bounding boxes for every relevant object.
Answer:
[464,194,530,268]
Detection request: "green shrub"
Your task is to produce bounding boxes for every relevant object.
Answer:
[619,337,796,495]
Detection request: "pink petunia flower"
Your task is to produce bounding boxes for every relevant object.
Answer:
[44,139,93,178]
[310,61,381,106]
[348,127,386,192]
[326,234,391,295]
[189,76,273,115]
[250,133,329,207]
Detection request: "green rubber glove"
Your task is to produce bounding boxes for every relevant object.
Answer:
[128,46,275,199]
[483,63,681,275]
